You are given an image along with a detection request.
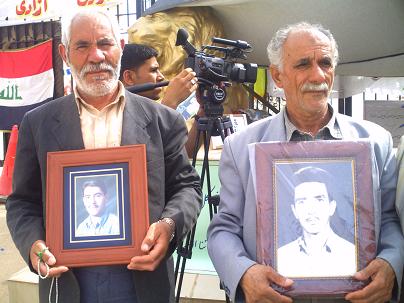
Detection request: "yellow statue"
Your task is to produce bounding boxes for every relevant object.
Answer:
[128,7,250,113]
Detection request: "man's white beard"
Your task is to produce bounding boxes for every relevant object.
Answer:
[69,61,121,97]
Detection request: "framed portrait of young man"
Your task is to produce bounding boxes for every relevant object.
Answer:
[253,140,376,298]
[46,145,149,267]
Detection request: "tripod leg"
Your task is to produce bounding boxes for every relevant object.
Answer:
[175,124,208,302]
[191,126,202,167]
[213,118,234,303]
[175,116,234,303]
[203,141,217,217]
[175,125,204,281]
[175,224,197,303]
[174,227,191,281]
[204,119,217,219]
[214,118,227,142]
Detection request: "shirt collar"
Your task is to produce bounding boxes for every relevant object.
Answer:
[284,104,342,141]
[297,229,341,255]
[74,81,126,115]
[86,212,109,229]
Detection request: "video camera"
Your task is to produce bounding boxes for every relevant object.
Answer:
[176,28,257,116]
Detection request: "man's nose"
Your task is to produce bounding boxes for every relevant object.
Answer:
[157,70,165,82]
[88,45,106,63]
[309,64,326,83]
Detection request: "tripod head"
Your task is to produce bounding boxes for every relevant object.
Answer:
[197,79,228,118]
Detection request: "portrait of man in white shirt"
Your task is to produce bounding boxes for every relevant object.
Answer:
[277,166,356,278]
[76,178,120,237]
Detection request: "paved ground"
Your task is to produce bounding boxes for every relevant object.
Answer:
[0,203,27,303]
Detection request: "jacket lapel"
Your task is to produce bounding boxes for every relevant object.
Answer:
[261,107,288,142]
[50,95,84,151]
[335,113,360,139]
[121,91,151,146]
[49,93,152,150]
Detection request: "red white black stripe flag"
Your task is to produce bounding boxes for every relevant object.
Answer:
[0,39,53,130]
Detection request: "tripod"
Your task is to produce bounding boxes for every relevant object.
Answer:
[174,107,233,303]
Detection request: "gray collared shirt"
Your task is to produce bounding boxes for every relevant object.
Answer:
[284,105,343,142]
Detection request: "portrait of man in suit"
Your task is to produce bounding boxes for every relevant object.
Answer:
[277,166,356,278]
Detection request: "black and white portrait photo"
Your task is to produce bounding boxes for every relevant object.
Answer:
[276,164,357,278]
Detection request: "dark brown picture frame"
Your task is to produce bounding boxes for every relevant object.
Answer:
[46,145,149,267]
[255,140,376,298]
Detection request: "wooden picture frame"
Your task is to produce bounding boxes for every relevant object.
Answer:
[46,145,149,267]
[254,140,376,298]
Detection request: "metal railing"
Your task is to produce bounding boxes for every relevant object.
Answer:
[114,0,159,34]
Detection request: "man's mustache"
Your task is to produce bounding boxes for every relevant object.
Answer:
[301,82,329,92]
[80,62,115,78]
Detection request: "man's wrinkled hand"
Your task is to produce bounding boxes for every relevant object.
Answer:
[240,264,294,303]
[127,221,171,271]
[345,258,395,303]
[30,240,69,278]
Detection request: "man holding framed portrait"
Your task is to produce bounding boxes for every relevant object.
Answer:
[207,22,404,303]
[6,8,202,303]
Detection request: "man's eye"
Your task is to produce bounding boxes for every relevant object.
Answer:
[99,42,114,48]
[97,39,116,48]
[295,62,309,69]
[320,60,332,67]
[76,44,89,50]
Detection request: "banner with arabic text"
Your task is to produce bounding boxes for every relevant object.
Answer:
[0,40,54,130]
[0,0,122,27]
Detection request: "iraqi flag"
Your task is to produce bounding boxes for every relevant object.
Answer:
[0,40,54,130]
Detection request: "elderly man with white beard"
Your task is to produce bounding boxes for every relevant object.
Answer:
[6,9,202,303]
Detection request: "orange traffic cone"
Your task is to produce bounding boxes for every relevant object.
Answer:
[0,125,19,196]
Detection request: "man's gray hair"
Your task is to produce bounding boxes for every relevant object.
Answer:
[61,9,121,53]
[267,22,339,70]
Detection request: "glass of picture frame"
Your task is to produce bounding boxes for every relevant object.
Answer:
[46,145,149,267]
[253,140,376,298]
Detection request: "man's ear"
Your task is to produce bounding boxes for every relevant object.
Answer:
[270,65,284,89]
[122,70,136,86]
[58,44,69,65]
[120,38,125,50]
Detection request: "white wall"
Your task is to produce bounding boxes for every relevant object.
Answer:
[352,93,364,120]
[330,93,364,121]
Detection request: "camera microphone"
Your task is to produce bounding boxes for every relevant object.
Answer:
[212,37,251,50]
[176,28,196,56]
[176,28,189,46]
[126,81,169,94]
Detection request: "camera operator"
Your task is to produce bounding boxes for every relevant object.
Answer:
[119,43,202,157]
